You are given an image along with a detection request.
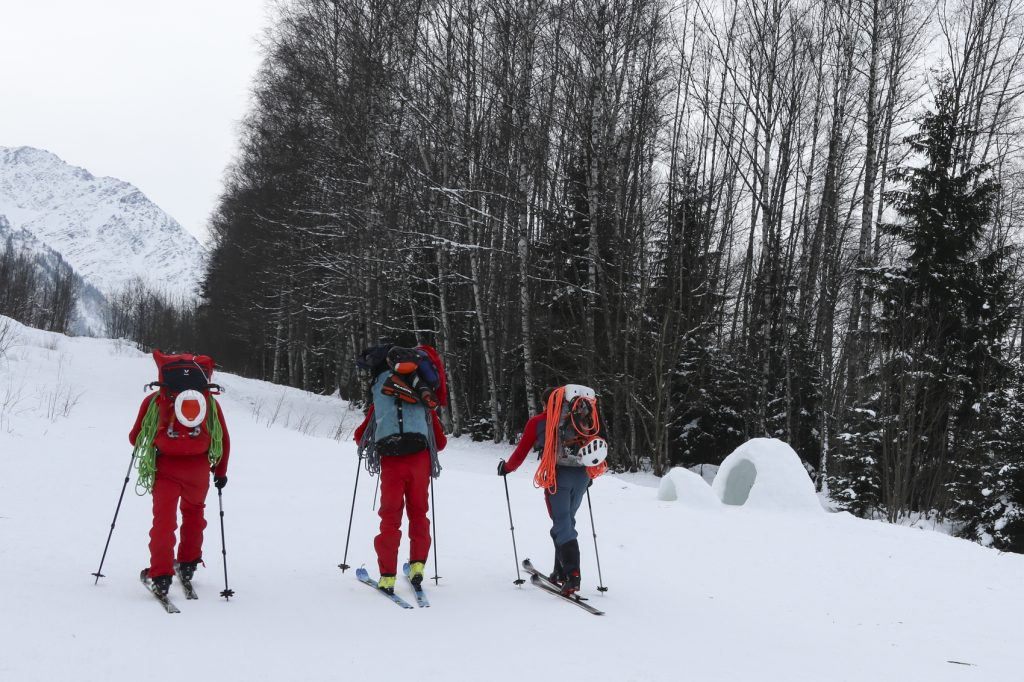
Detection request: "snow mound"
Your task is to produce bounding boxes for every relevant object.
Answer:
[711,438,821,512]
[657,467,721,509]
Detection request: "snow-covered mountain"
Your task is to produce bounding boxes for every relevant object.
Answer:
[0,146,206,315]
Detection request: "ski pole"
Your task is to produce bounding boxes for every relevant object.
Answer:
[92,449,139,584]
[217,487,234,600]
[430,477,440,586]
[338,454,362,572]
[503,474,525,585]
[585,488,608,592]
[372,475,380,510]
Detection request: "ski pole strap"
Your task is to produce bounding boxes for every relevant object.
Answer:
[133,395,160,495]
[207,395,224,467]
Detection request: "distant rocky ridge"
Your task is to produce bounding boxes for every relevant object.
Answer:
[0,146,206,334]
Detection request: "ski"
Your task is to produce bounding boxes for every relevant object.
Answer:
[173,562,198,600]
[529,575,605,615]
[522,559,604,616]
[402,563,430,608]
[140,570,180,614]
[521,558,556,587]
[355,567,414,609]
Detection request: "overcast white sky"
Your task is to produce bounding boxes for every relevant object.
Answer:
[0,1,270,244]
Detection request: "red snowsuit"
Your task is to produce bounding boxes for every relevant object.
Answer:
[129,395,230,578]
[354,405,446,576]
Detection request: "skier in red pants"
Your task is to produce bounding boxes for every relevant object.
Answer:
[355,412,446,584]
[129,351,230,596]
[353,343,447,593]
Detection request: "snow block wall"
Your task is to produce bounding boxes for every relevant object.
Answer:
[657,467,720,509]
[711,438,821,512]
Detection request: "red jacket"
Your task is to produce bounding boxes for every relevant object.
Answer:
[504,413,546,473]
[354,404,447,452]
[129,394,230,478]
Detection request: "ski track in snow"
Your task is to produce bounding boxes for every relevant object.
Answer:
[1,316,1022,682]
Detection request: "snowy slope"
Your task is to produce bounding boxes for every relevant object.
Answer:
[1,315,1022,682]
[0,146,206,300]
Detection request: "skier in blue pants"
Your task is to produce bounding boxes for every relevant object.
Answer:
[498,385,608,595]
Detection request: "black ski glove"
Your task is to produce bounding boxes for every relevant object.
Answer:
[214,476,228,489]
[497,459,508,476]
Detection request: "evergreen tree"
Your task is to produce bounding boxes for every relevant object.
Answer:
[951,363,1024,552]
[669,337,752,469]
[829,368,884,516]
[834,80,1015,520]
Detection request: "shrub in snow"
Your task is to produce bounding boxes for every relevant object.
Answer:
[711,438,821,512]
[468,415,494,442]
[657,467,720,509]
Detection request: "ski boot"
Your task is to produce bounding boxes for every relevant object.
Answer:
[560,571,581,597]
[143,569,173,596]
[549,544,565,585]
[175,559,201,582]
[554,539,581,591]
[378,575,397,595]
[408,561,426,586]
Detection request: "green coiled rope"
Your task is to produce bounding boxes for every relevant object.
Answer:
[133,396,160,495]
[207,395,224,467]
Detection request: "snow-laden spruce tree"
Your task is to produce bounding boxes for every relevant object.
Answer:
[831,79,1020,524]
[669,335,752,469]
[950,362,1024,552]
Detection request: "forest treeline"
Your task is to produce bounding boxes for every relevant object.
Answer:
[0,234,77,334]
[118,0,1024,549]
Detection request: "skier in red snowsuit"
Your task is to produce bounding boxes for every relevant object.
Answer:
[129,392,230,588]
[352,343,448,592]
[354,405,445,581]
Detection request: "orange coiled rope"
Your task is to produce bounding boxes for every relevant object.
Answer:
[533,388,565,494]
[533,387,607,494]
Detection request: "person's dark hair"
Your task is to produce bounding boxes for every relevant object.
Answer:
[394,331,418,348]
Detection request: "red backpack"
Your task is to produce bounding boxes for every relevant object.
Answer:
[148,350,219,438]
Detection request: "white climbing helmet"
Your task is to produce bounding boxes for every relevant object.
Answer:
[174,389,207,428]
[577,437,608,467]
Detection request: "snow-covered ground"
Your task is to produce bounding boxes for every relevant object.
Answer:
[1,315,1022,682]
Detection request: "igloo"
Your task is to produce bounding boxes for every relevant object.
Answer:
[657,467,720,509]
[710,438,822,512]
